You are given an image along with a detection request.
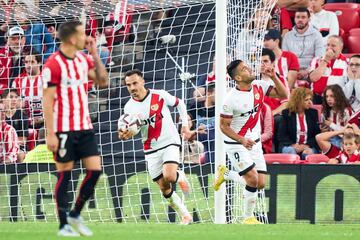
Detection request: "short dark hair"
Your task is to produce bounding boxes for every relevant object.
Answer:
[227,60,243,79]
[58,21,82,42]
[1,88,18,99]
[295,7,311,18]
[262,48,276,62]
[125,69,143,78]
[351,54,360,60]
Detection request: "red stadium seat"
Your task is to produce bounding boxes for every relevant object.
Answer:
[323,3,360,11]
[349,28,360,36]
[347,35,360,53]
[311,104,323,122]
[306,154,329,164]
[264,154,299,164]
[323,3,360,35]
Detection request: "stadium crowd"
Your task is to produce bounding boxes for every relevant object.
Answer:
[1,0,360,165]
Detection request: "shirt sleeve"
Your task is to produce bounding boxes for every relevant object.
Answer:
[86,54,95,70]
[4,126,19,163]
[280,7,293,30]
[288,52,300,71]
[42,60,62,88]
[220,96,233,118]
[160,90,178,107]
[309,57,320,72]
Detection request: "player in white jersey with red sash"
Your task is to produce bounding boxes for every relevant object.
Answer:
[42,21,108,237]
[214,59,289,224]
[118,69,193,225]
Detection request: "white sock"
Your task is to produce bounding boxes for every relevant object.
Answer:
[243,187,257,218]
[224,170,246,185]
[166,191,190,217]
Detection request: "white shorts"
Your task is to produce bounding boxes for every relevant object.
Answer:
[224,141,267,175]
[145,145,180,181]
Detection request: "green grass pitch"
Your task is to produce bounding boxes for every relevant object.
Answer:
[1,223,360,240]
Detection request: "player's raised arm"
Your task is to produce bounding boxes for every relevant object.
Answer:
[265,67,289,99]
[86,36,109,88]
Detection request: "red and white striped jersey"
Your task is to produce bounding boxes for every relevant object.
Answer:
[309,54,348,96]
[124,89,182,153]
[296,114,308,144]
[336,150,360,164]
[42,51,95,132]
[0,122,19,164]
[265,51,298,110]
[220,80,273,142]
[12,73,43,120]
[323,107,353,131]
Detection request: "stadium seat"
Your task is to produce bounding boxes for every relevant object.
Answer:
[347,35,360,53]
[323,3,360,11]
[264,154,299,164]
[306,154,329,164]
[349,28,360,36]
[311,104,323,122]
[323,6,360,34]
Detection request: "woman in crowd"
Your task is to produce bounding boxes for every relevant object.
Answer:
[278,87,320,159]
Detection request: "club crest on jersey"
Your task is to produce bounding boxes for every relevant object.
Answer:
[255,93,260,100]
[223,105,229,112]
[151,104,159,111]
[58,148,67,158]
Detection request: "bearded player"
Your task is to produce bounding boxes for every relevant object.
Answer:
[118,69,193,224]
[214,59,288,224]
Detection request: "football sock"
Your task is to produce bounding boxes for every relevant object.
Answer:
[224,170,246,185]
[243,185,257,218]
[55,171,71,229]
[70,170,101,218]
[163,190,190,217]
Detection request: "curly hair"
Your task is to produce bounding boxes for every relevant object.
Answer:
[322,85,351,121]
[287,87,313,114]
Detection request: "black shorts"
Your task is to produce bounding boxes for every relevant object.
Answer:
[55,130,99,163]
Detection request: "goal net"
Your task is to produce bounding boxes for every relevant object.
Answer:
[0,0,273,224]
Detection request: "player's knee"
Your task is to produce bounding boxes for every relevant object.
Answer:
[257,182,265,189]
[163,172,177,184]
[245,173,258,188]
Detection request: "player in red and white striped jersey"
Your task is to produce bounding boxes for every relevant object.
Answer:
[118,69,193,225]
[42,21,108,237]
[12,52,43,129]
[0,102,19,164]
[214,59,289,224]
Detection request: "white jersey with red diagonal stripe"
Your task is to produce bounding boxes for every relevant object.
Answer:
[220,80,273,143]
[12,73,43,120]
[41,51,94,132]
[124,89,181,152]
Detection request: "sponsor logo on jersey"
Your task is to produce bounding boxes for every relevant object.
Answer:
[142,113,164,126]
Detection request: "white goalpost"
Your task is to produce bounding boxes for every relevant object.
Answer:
[0,0,275,224]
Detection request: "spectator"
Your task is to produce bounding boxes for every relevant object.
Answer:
[0,101,19,164]
[0,0,15,46]
[309,0,339,47]
[0,26,26,94]
[282,8,324,80]
[12,2,55,62]
[316,124,360,164]
[263,29,299,90]
[2,88,28,159]
[344,55,360,112]
[12,51,43,129]
[260,103,273,154]
[328,132,360,164]
[321,84,353,149]
[194,56,215,103]
[278,88,320,159]
[309,35,347,104]
[269,4,293,37]
[178,113,206,164]
[189,80,215,163]
[277,0,309,24]
[261,48,290,152]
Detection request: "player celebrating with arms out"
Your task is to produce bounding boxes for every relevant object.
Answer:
[42,21,108,236]
[118,69,193,225]
[214,59,288,224]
